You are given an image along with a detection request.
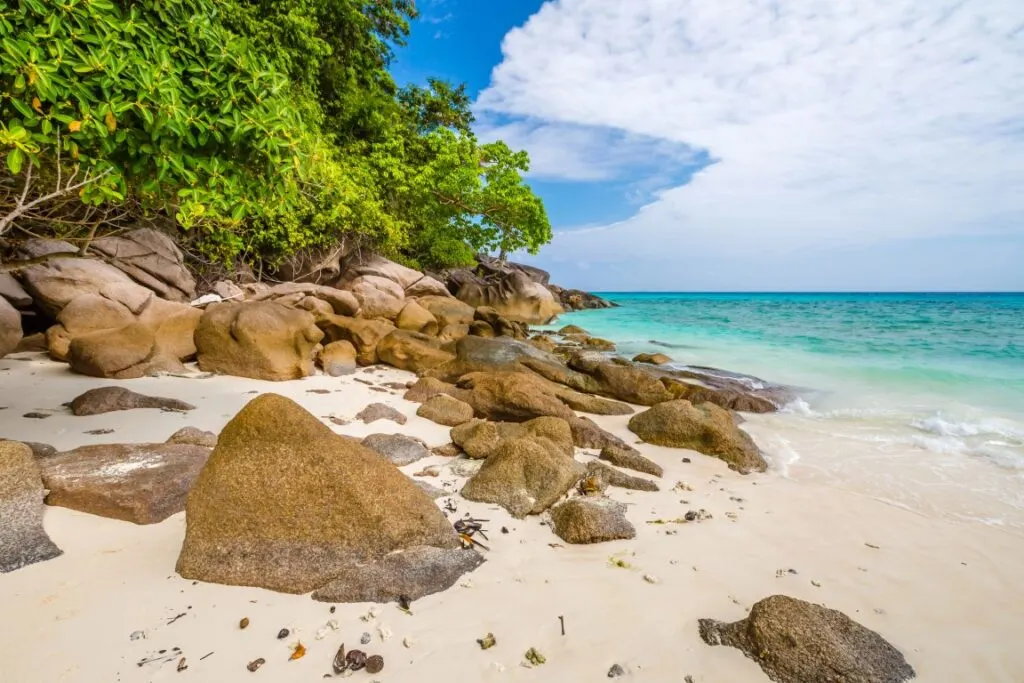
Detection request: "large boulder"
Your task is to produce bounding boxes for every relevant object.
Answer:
[318,314,395,366]
[550,498,636,544]
[346,275,405,320]
[415,295,475,328]
[69,386,195,416]
[455,371,577,422]
[662,377,778,413]
[90,228,196,302]
[395,300,439,335]
[376,330,455,373]
[451,416,574,460]
[416,394,474,427]
[426,335,564,382]
[699,595,915,683]
[547,283,615,312]
[461,425,582,517]
[0,296,21,358]
[565,354,674,405]
[318,340,358,376]
[0,442,62,573]
[627,400,767,473]
[176,394,482,601]
[447,260,563,324]
[249,282,360,318]
[195,301,323,380]
[39,442,212,524]
[404,275,451,298]
[47,293,136,361]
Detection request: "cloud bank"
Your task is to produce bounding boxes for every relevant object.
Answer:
[477,0,1024,290]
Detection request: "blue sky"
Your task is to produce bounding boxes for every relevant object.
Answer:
[393,0,1024,291]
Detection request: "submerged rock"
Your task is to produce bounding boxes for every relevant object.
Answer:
[628,400,767,473]
[0,441,62,572]
[699,595,915,683]
[176,394,480,600]
[69,386,195,416]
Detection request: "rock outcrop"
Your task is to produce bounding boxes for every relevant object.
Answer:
[176,394,482,601]
[628,400,767,473]
[415,296,475,328]
[376,330,455,373]
[0,441,62,573]
[547,283,615,311]
[69,386,195,416]
[446,257,563,324]
[195,301,323,380]
[247,282,360,318]
[39,441,212,524]
[90,228,196,303]
[550,498,636,544]
[699,595,916,683]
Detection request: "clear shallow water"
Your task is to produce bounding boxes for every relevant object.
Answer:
[550,293,1024,530]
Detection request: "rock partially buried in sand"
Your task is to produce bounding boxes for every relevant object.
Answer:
[165,427,218,448]
[628,400,767,474]
[586,461,660,492]
[550,498,636,544]
[699,594,915,683]
[355,403,408,425]
[176,394,481,601]
[361,433,431,466]
[599,444,663,477]
[38,442,212,524]
[0,441,62,573]
[69,386,195,416]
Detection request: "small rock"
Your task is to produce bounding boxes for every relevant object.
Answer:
[478,633,497,650]
[346,650,368,671]
[277,628,290,639]
[239,617,249,629]
[85,428,115,435]
[247,658,266,672]
[643,574,660,584]
[23,412,50,419]
[608,663,626,678]
[402,637,413,648]
[130,630,146,641]
[361,632,372,645]
[69,386,194,416]
[355,403,407,425]
[365,655,384,674]
[361,433,430,466]
[378,625,392,641]
[524,647,546,667]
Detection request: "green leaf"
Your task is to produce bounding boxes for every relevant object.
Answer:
[7,147,24,175]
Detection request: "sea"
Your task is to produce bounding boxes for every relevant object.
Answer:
[546,293,1024,532]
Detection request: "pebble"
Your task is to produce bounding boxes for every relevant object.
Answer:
[478,633,497,650]
[365,655,385,674]
[247,658,266,672]
[402,637,414,648]
[277,628,290,639]
[643,574,660,584]
[130,631,146,641]
[360,632,372,645]
[360,607,379,622]
[608,663,626,678]
[239,618,249,629]
[377,625,392,641]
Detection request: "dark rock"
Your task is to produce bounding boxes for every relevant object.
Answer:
[361,434,431,466]
[0,441,62,572]
[586,461,660,492]
[69,386,195,416]
[628,400,767,473]
[39,442,212,524]
[547,284,615,312]
[469,319,496,338]
[0,273,32,309]
[599,444,664,477]
[355,403,408,425]
[176,394,480,599]
[698,595,915,683]
[550,498,635,544]
[416,394,474,427]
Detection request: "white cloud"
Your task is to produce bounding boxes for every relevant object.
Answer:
[477,0,1024,288]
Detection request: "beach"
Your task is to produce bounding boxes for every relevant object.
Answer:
[3,351,1024,682]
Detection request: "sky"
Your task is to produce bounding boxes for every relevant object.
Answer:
[395,0,1024,291]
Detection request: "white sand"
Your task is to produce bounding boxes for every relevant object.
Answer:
[2,352,1024,682]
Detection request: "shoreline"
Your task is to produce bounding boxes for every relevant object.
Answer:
[2,353,1024,681]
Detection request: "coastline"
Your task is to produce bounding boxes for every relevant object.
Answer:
[3,351,1024,682]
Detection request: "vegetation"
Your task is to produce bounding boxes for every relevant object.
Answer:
[0,0,551,271]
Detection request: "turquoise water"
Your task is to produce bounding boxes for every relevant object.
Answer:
[551,293,1024,527]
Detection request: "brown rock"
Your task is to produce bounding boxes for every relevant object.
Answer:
[569,416,637,452]
[361,433,431,466]
[417,394,474,427]
[91,228,196,302]
[456,371,576,422]
[468,320,496,338]
[627,400,767,473]
[39,442,212,524]
[319,340,358,377]
[474,306,519,338]
[415,296,475,328]
[347,275,405,320]
[550,498,635,544]
[0,296,21,358]
[567,354,674,405]
[437,322,470,343]
[586,461,660,492]
[195,302,323,380]
[176,394,480,600]
[448,265,562,324]
[698,595,916,683]
[404,377,462,403]
[404,275,451,298]
[253,282,360,317]
[67,322,169,379]
[0,273,32,308]
[451,419,528,459]
[461,425,582,518]
[633,352,673,365]
[376,330,454,373]
[69,386,195,416]
[46,294,136,361]
[0,441,62,572]
[662,377,777,413]
[166,427,218,448]
[355,403,408,425]
[558,325,588,335]
[395,301,439,335]
[582,337,616,351]
[14,332,47,353]
[599,444,663,477]
[318,314,395,366]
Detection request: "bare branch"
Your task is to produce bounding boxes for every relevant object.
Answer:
[0,167,113,237]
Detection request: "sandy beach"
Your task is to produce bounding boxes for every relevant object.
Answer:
[2,350,1024,683]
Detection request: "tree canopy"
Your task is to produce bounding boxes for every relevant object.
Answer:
[0,0,551,271]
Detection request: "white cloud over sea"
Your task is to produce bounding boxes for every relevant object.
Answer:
[476,0,1024,290]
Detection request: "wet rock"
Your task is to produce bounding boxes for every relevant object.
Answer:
[362,434,431,466]
[318,340,357,377]
[628,400,767,473]
[376,330,454,373]
[633,352,672,365]
[416,394,474,427]
[662,377,778,413]
[69,386,195,416]
[550,497,635,544]
[582,336,616,351]
[599,444,664,477]
[461,421,582,517]
[195,302,323,380]
[566,354,674,406]
[176,394,481,600]
[355,403,407,425]
[166,427,218,448]
[39,442,212,524]
[586,462,660,492]
[0,441,62,572]
[558,325,588,336]
[698,594,916,683]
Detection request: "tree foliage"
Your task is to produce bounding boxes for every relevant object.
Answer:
[0,0,551,270]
